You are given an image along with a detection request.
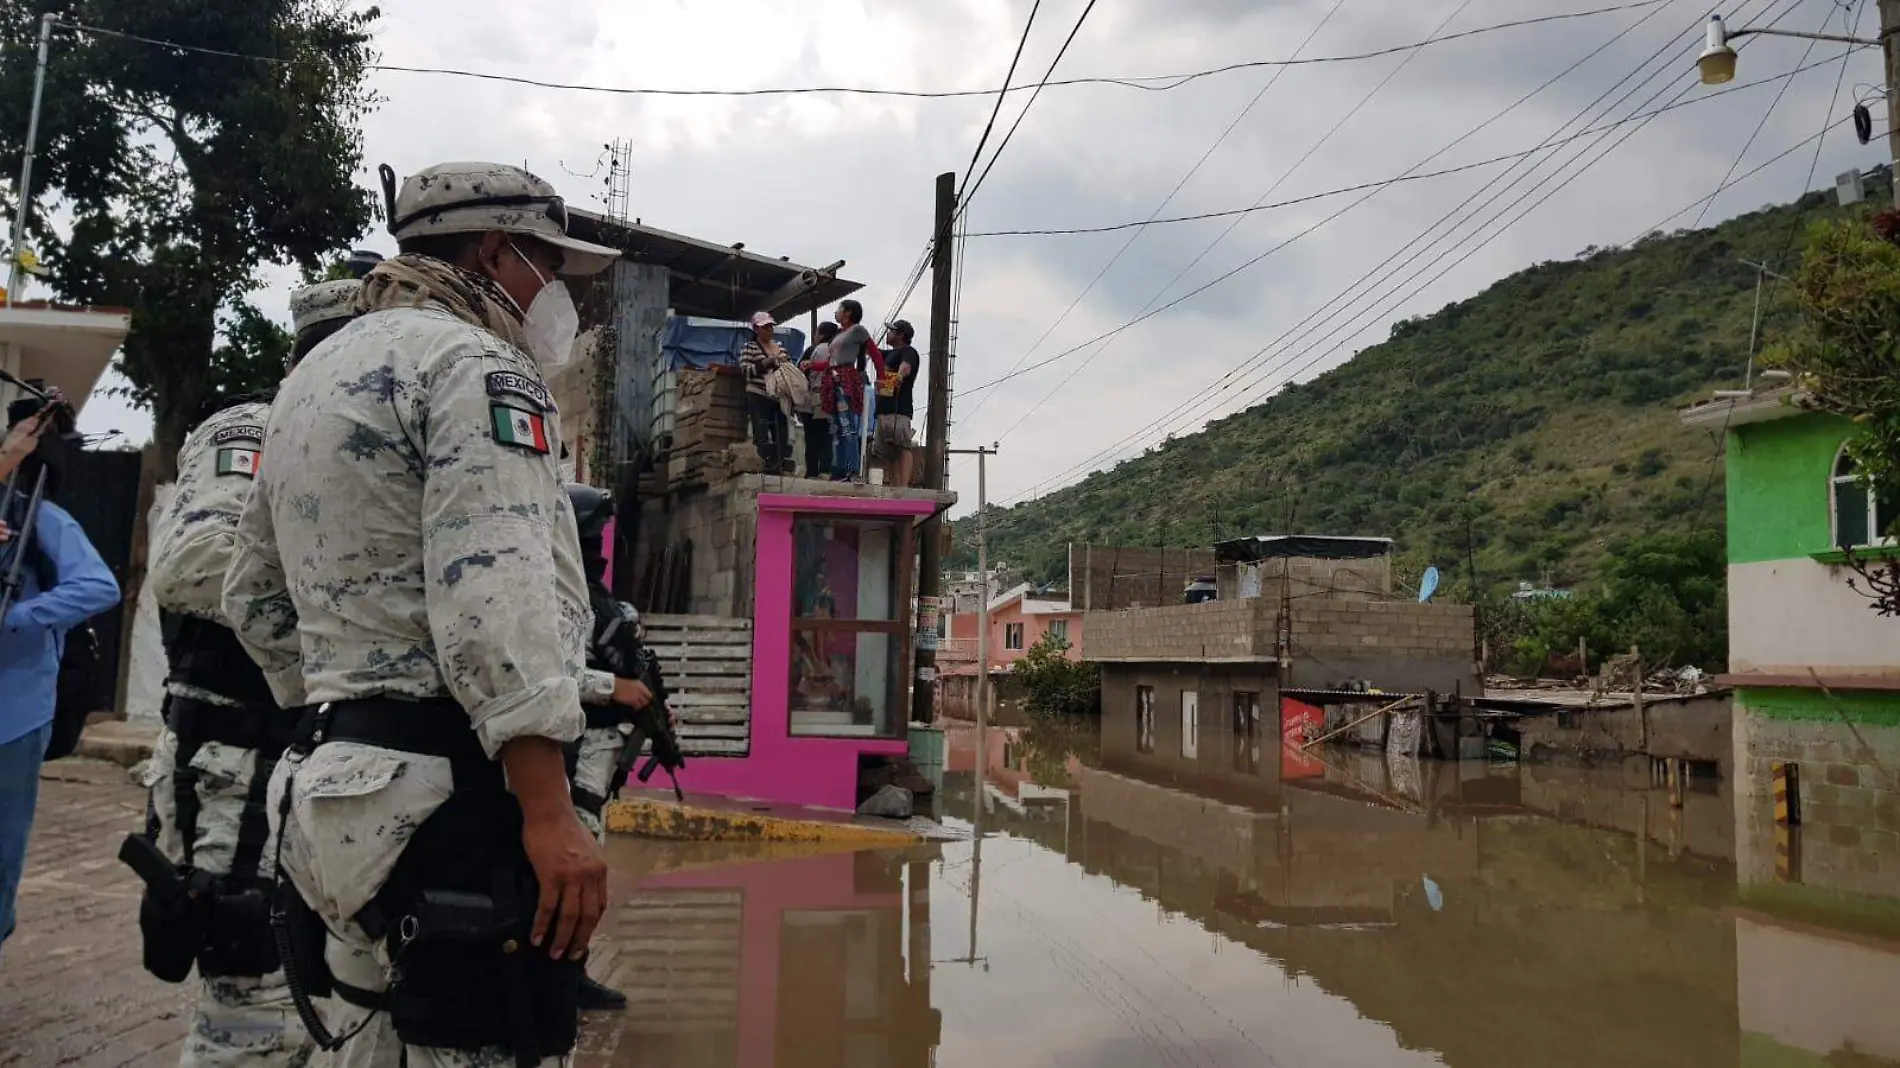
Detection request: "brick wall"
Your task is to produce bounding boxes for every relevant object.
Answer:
[1068,544,1218,611]
[1291,599,1473,659]
[1085,600,1266,661]
[1734,703,1900,898]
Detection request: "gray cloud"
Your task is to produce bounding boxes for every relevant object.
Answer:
[76,0,1886,515]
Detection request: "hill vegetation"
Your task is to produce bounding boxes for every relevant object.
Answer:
[952,175,1890,631]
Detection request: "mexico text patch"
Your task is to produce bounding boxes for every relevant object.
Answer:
[485,371,553,412]
[490,404,551,454]
[212,424,265,445]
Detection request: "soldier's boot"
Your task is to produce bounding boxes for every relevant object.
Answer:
[577,974,627,1012]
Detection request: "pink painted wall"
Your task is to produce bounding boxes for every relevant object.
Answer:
[675,492,936,811]
[642,851,905,1068]
[948,597,1084,670]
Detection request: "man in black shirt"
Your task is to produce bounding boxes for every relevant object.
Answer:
[875,319,920,488]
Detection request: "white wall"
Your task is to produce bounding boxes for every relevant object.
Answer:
[1729,559,1900,680]
[123,485,173,723]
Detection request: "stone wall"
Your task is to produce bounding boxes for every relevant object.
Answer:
[1067,544,1218,611]
[1734,690,1900,899]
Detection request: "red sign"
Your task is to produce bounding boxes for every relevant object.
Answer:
[1281,697,1325,780]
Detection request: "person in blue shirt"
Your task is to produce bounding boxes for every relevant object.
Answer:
[0,397,121,960]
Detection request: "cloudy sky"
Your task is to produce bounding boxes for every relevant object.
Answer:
[72,0,1890,511]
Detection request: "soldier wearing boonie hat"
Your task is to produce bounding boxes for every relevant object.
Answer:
[220,163,652,1068]
[131,267,384,1066]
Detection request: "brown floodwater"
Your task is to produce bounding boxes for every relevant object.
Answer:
[577,721,1900,1068]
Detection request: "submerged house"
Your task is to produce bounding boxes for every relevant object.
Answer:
[1680,387,1900,904]
[1082,535,1480,787]
[556,210,954,812]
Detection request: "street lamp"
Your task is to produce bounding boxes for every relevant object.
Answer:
[1697,15,1738,85]
[1696,13,1884,86]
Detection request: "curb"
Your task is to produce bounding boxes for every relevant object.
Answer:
[74,721,160,769]
[603,797,923,845]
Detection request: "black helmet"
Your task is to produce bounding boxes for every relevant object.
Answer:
[564,483,614,542]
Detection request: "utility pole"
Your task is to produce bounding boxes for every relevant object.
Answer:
[1884,1,1900,210]
[914,171,957,725]
[950,446,997,774]
[6,13,55,304]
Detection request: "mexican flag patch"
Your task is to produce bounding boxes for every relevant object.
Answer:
[491,404,551,454]
[216,446,260,478]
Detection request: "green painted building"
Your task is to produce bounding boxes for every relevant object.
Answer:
[1684,389,1900,1066]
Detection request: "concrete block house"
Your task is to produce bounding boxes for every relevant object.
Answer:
[1082,536,1479,799]
[1682,389,1900,906]
[554,211,954,812]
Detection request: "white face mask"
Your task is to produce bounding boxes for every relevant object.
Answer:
[506,240,581,370]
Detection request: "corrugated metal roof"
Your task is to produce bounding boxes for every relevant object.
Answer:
[566,209,862,321]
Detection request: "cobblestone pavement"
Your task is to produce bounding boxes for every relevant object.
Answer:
[0,758,643,1067]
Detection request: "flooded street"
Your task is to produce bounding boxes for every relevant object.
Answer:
[580,718,1900,1068]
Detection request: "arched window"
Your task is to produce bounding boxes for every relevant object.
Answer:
[1830,446,1899,549]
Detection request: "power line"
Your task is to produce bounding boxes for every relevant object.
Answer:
[959,0,1101,210]
[958,0,1697,406]
[1030,0,1838,505]
[963,0,1044,198]
[955,0,1351,429]
[987,0,1474,447]
[962,53,1870,240]
[52,1,1677,101]
[994,0,1788,505]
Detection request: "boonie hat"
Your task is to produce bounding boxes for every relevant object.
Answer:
[380,161,620,276]
[290,280,361,336]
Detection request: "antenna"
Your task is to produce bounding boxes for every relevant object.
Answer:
[605,138,634,225]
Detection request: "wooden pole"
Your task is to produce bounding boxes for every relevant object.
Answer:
[1301,697,1415,751]
[913,171,957,725]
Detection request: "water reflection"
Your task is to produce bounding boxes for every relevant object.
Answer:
[582,720,1900,1067]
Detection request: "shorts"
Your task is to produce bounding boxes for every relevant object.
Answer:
[872,414,913,460]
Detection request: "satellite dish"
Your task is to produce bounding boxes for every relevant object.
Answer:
[1419,566,1441,604]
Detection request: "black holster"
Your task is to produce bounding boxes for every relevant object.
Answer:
[322,698,583,1065]
[136,884,209,984]
[198,878,281,978]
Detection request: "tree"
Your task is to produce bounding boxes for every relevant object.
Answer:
[1012,633,1100,718]
[0,0,379,476]
[1767,215,1900,614]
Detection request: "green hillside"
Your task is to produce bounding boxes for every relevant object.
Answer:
[952,172,1891,597]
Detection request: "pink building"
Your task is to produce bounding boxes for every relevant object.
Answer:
[936,584,1083,719]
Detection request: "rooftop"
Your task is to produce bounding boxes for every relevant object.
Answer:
[0,302,133,414]
[567,209,863,321]
[1678,384,1807,429]
[1214,534,1396,564]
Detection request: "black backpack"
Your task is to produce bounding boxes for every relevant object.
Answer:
[45,621,107,761]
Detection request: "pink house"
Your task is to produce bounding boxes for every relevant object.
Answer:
[936,584,1083,718]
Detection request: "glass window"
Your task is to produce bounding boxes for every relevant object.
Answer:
[789,515,912,739]
[1047,618,1069,643]
[1004,623,1024,650]
[1832,447,1899,548]
[1181,691,1200,760]
[793,518,901,622]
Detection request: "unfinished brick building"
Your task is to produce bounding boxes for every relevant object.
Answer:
[1082,536,1479,790]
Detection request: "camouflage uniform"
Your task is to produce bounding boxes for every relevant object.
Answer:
[221,163,620,1068]
[143,279,365,1068]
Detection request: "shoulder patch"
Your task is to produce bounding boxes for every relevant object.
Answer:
[485,370,554,413]
[216,445,261,478]
[490,403,552,455]
[211,424,265,446]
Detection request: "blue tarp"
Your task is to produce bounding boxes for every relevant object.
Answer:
[661,315,808,371]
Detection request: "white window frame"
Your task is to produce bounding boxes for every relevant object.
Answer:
[1830,444,1898,550]
[1047,618,1069,643]
[1004,622,1025,651]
